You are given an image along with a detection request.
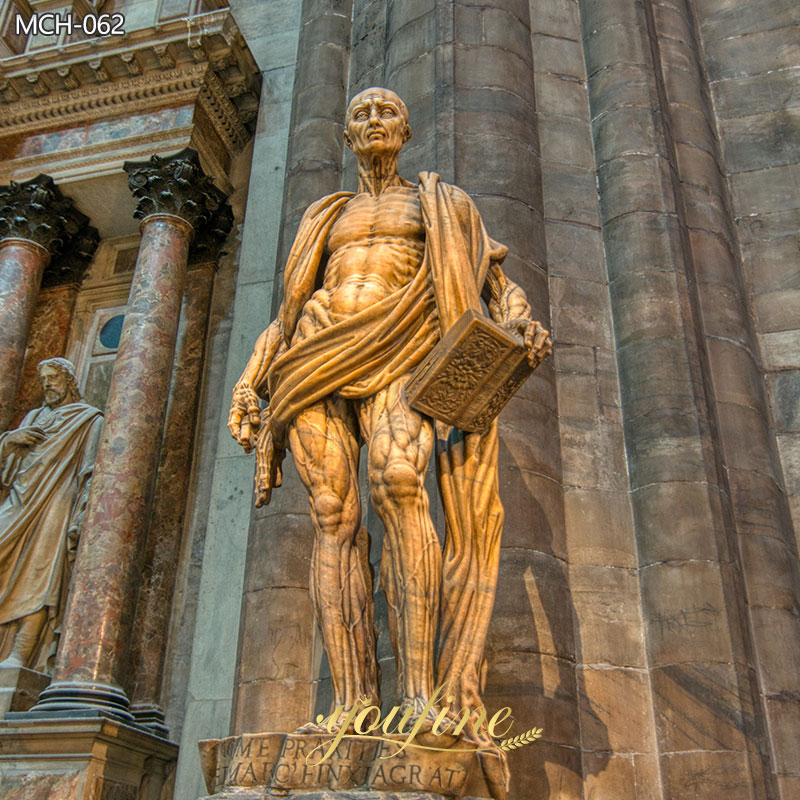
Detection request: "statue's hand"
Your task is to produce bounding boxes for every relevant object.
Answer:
[6,426,46,448]
[504,318,552,369]
[228,382,261,453]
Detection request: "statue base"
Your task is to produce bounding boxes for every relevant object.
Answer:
[199,732,501,798]
[0,665,49,717]
[0,714,177,799]
[201,792,456,800]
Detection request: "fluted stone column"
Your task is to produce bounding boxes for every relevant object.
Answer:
[579,0,786,795]
[0,176,96,431]
[33,150,230,719]
[648,1,800,794]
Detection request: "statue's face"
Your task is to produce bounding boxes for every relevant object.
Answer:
[39,365,70,407]
[344,89,410,159]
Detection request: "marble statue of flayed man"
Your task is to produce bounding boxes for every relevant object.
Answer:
[228,88,551,755]
[0,358,102,671]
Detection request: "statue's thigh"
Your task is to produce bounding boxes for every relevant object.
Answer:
[288,395,361,506]
[358,377,433,477]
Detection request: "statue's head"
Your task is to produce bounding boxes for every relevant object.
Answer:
[37,358,81,408]
[344,87,411,160]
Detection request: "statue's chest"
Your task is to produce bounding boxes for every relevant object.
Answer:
[327,189,424,250]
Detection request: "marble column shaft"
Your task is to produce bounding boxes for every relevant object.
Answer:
[0,238,49,430]
[130,260,216,730]
[37,213,192,716]
[0,174,98,431]
[232,0,354,735]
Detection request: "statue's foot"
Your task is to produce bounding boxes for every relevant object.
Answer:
[294,720,332,735]
[294,706,360,735]
[398,697,440,734]
[0,655,24,669]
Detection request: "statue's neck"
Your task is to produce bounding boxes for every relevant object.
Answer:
[356,153,403,196]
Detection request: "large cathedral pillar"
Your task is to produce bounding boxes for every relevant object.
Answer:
[33,150,230,719]
[230,0,355,735]
[579,0,782,795]
[648,1,800,794]
[379,1,574,796]
[0,176,96,431]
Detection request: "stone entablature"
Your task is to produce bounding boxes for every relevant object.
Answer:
[0,9,260,183]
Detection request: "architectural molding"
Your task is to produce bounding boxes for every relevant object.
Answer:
[0,10,260,168]
[124,148,232,249]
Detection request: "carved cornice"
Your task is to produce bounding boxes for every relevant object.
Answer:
[0,173,98,285]
[0,10,260,159]
[124,148,231,247]
[0,65,207,136]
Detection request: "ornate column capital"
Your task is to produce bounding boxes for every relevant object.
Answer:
[123,149,232,250]
[0,174,99,286]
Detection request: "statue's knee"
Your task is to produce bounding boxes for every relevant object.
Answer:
[376,460,421,504]
[312,491,353,536]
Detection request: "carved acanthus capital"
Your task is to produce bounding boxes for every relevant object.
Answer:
[124,149,231,244]
[190,201,234,266]
[0,176,97,282]
[42,224,100,288]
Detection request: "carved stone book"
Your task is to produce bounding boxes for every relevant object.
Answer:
[406,308,532,432]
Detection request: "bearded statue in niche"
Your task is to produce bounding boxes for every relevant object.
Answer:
[0,358,102,672]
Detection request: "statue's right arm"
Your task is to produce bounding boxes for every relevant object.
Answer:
[228,316,283,452]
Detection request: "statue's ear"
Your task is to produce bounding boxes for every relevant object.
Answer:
[343,129,353,149]
[403,125,412,143]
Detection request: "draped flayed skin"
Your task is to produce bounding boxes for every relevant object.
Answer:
[257,172,509,726]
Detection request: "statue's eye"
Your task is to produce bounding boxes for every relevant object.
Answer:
[381,108,395,117]
[355,110,368,120]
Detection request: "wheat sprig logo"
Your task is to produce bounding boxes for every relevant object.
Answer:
[499,726,543,751]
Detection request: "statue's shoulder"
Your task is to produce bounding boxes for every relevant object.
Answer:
[62,402,103,421]
[302,191,354,222]
[417,171,472,201]
[416,172,478,216]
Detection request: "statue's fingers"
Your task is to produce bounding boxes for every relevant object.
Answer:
[240,419,253,444]
[227,408,244,438]
[523,322,535,351]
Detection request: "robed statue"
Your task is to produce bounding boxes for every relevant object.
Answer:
[0,358,102,671]
[228,88,551,758]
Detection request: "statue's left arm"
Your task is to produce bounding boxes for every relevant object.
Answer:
[481,262,553,368]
